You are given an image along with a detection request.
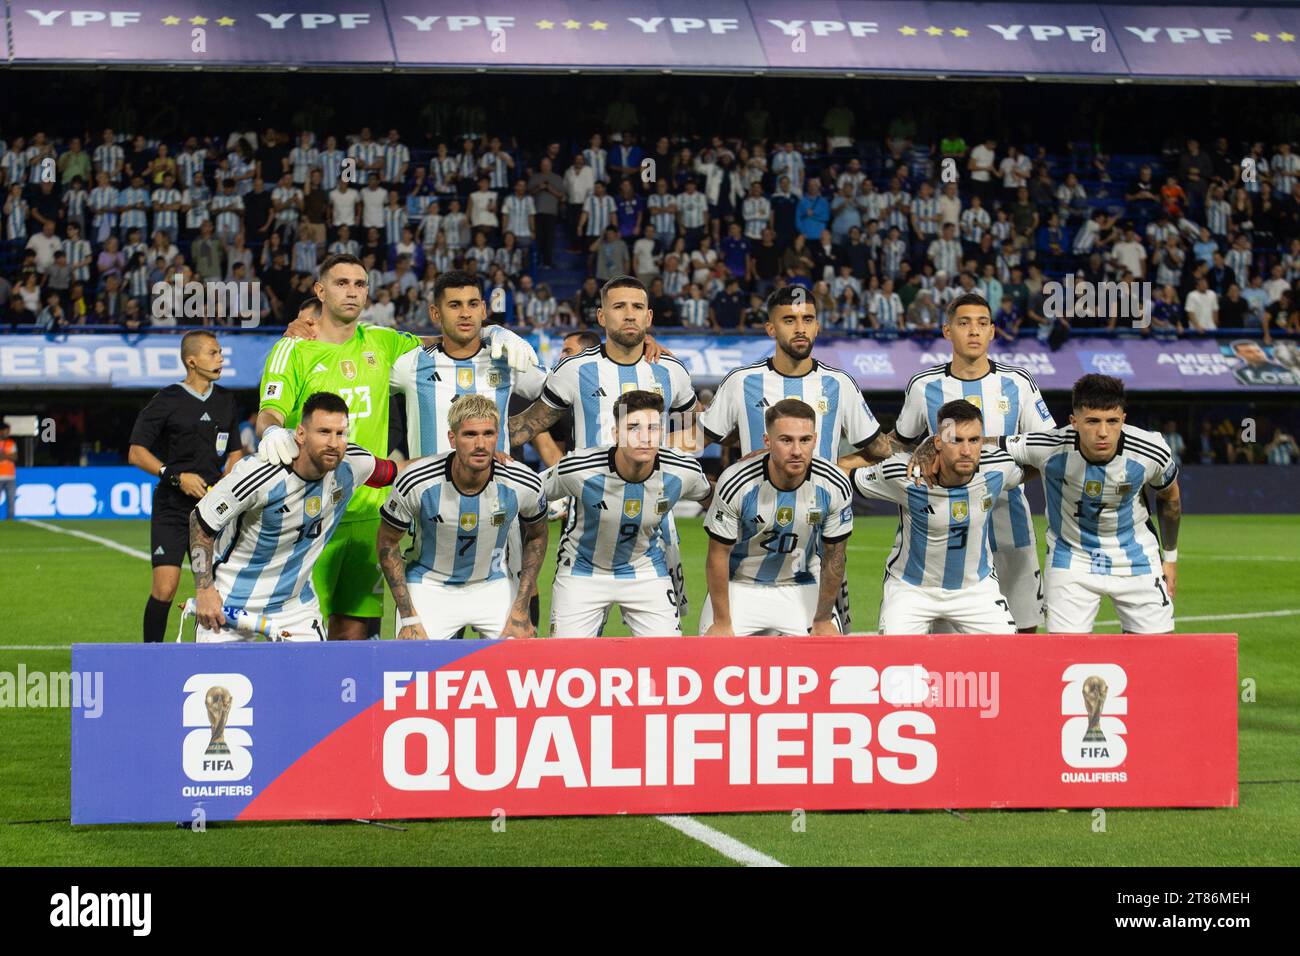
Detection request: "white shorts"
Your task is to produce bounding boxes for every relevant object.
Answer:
[408,577,515,639]
[991,545,1045,630]
[878,575,1018,635]
[698,581,826,636]
[550,573,681,638]
[196,602,324,643]
[989,492,1044,630]
[1045,566,1174,634]
[662,512,689,623]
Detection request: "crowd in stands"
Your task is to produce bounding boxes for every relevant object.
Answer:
[3,116,1300,342]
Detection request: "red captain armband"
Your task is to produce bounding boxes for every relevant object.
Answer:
[365,458,398,488]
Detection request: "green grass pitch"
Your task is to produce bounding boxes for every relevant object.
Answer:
[1,514,1296,866]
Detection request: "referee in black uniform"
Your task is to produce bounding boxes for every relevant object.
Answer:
[128,330,243,642]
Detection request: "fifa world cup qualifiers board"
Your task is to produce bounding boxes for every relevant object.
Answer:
[71,634,1236,823]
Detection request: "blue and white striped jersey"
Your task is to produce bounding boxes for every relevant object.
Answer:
[896,360,1055,552]
[699,358,881,459]
[545,447,711,579]
[1004,425,1177,576]
[852,450,1023,590]
[380,452,546,587]
[705,455,854,586]
[390,342,547,456]
[196,446,378,617]
[541,346,697,449]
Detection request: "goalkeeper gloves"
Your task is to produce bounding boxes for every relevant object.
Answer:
[485,326,539,373]
[257,425,300,466]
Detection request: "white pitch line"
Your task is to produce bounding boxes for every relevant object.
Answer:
[656,815,785,867]
[22,519,151,561]
[1096,608,1300,626]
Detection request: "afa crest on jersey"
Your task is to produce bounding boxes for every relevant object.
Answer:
[487,368,503,388]
[997,395,1011,414]
[951,500,969,522]
[776,505,794,526]
[457,367,475,389]
[1117,482,1132,497]
[305,496,322,518]
[655,497,670,515]
[331,487,344,504]
[624,500,642,518]
[490,510,506,527]
[981,494,993,512]
[807,508,824,525]
[340,360,357,380]
[460,513,478,532]
[1085,479,1103,497]
[816,397,829,415]
[364,351,377,368]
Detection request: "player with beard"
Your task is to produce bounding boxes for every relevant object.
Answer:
[843,292,1056,632]
[684,286,898,632]
[509,276,699,627]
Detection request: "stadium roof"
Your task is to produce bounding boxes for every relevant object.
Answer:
[3,2,1299,84]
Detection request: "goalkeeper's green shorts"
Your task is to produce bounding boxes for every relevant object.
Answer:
[312,517,384,620]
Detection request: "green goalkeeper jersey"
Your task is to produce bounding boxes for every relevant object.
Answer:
[258,324,420,522]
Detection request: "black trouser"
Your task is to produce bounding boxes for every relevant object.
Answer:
[536,212,557,265]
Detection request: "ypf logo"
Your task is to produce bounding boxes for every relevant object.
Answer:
[1061,664,1127,768]
[182,673,253,781]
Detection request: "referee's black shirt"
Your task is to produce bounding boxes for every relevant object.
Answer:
[129,383,242,509]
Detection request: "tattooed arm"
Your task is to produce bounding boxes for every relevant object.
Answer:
[502,517,549,639]
[188,509,226,630]
[377,519,427,639]
[1155,478,1182,599]
[812,536,848,635]
[837,429,915,470]
[507,399,565,450]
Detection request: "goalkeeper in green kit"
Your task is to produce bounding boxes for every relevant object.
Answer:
[255,253,537,640]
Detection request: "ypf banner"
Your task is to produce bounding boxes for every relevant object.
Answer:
[71,635,1237,824]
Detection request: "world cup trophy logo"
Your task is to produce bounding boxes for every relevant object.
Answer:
[204,686,233,756]
[1081,675,1108,743]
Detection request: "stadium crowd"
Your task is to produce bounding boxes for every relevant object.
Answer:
[2,117,1300,342]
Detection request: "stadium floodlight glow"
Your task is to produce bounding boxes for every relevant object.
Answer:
[1024,75,1037,82]
[935,74,947,80]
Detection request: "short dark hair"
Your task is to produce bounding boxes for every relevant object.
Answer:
[180,329,217,362]
[600,275,647,304]
[317,253,364,281]
[764,397,816,431]
[936,399,984,428]
[302,391,350,421]
[564,330,601,351]
[434,270,483,304]
[297,296,322,319]
[765,285,816,318]
[613,388,664,419]
[1071,374,1126,413]
[945,292,993,325]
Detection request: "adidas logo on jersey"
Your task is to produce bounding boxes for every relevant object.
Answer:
[314,363,329,373]
[591,387,607,397]
[432,514,444,523]
[754,398,770,408]
[199,412,211,421]
[429,372,442,381]
[277,504,291,514]
[595,501,609,510]
[153,546,165,555]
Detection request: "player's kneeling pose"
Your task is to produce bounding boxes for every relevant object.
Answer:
[701,398,855,636]
[377,394,548,640]
[544,389,712,637]
[851,399,1027,635]
[188,392,400,642]
[1001,374,1181,634]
